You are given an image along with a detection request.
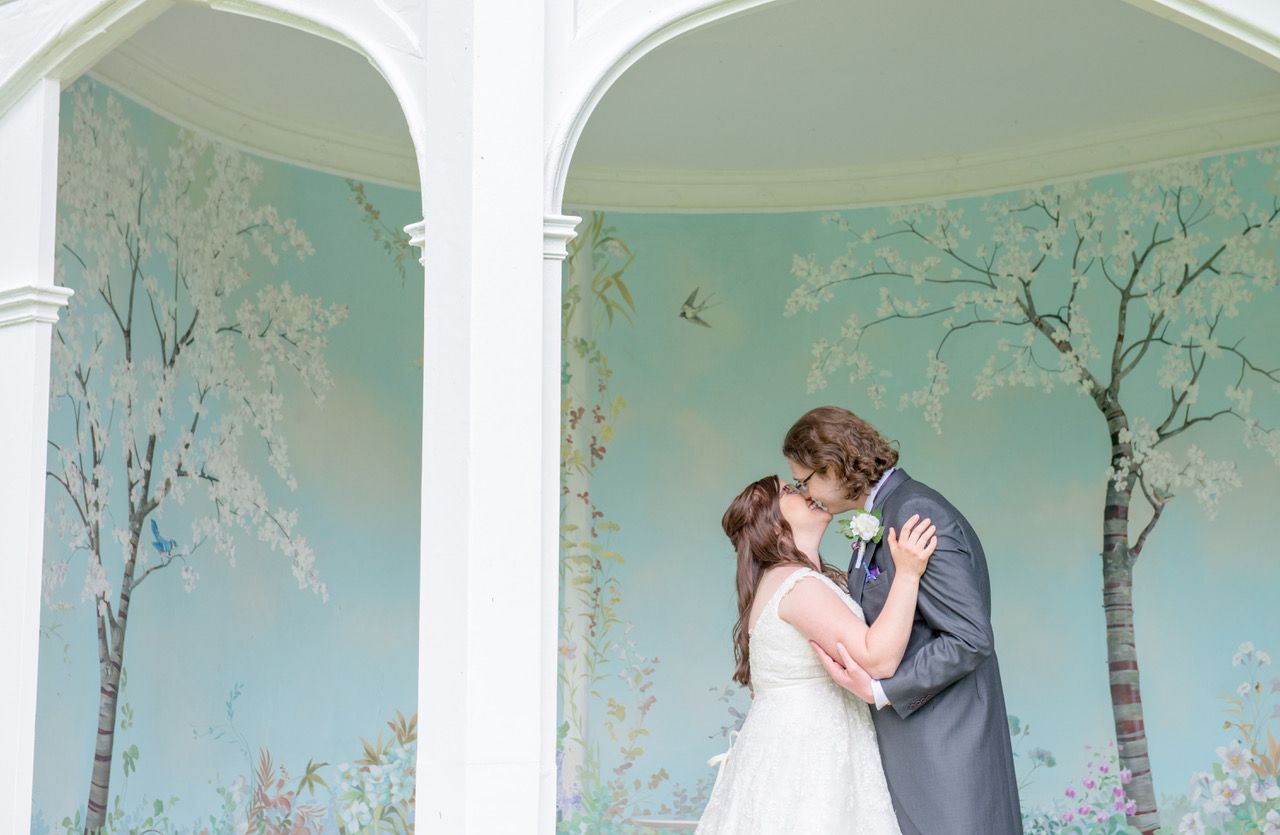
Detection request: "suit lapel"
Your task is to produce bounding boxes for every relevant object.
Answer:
[853,543,869,607]
[856,468,911,613]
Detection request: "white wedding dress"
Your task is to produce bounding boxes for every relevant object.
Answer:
[696,568,902,835]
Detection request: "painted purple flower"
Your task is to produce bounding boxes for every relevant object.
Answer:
[1120,767,1132,785]
[1065,787,1077,799]
[1084,778,1097,791]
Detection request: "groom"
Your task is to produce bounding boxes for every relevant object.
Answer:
[784,406,1022,835]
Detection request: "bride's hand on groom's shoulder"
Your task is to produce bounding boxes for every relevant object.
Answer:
[810,640,875,704]
[887,514,937,579]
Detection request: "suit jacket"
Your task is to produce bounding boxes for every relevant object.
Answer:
[852,468,1023,835]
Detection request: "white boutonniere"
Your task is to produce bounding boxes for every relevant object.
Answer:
[839,508,884,545]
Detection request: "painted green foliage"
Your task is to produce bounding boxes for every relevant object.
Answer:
[556,213,726,833]
[44,696,417,835]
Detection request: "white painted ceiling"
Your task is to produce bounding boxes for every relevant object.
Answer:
[91,0,1280,208]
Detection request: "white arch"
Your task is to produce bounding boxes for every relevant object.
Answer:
[543,0,1280,215]
[0,0,428,181]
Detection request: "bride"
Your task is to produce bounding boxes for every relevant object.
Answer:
[696,475,936,835]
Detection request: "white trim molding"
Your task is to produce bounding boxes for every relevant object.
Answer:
[1123,0,1280,73]
[564,93,1280,212]
[404,219,426,265]
[545,0,1280,215]
[89,45,419,190]
[543,214,581,260]
[0,284,75,328]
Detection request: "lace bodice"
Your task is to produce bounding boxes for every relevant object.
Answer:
[749,567,866,693]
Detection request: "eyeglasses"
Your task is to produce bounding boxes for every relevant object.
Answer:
[792,470,817,493]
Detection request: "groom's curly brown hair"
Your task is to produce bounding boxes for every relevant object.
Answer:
[782,406,899,501]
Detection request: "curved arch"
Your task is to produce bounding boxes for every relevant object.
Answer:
[0,0,427,184]
[545,0,774,212]
[544,0,1280,215]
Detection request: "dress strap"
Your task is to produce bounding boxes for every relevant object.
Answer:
[764,566,819,616]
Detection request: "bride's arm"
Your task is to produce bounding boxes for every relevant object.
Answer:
[779,515,936,679]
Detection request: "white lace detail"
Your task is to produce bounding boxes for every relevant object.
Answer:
[697,568,901,835]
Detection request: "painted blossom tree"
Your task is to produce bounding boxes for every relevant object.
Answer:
[45,84,345,833]
[788,153,1280,833]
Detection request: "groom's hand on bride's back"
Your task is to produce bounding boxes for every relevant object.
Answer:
[810,640,875,704]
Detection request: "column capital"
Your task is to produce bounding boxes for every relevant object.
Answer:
[0,284,75,329]
[543,214,581,261]
[403,219,426,266]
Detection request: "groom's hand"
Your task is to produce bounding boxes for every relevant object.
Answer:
[810,640,875,704]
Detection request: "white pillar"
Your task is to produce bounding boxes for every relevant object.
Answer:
[0,79,74,835]
[414,0,549,829]
[542,213,579,835]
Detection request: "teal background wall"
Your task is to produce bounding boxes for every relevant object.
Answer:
[35,79,421,834]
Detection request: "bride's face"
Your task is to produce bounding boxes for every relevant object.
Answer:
[777,478,832,535]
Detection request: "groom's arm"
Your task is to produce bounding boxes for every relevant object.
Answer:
[878,498,994,720]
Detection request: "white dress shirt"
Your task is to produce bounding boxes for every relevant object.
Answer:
[861,466,896,711]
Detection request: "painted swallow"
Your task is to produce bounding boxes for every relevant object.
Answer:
[679,287,714,328]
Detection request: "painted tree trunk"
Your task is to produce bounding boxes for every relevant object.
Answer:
[83,537,138,834]
[84,645,123,833]
[1102,404,1160,833]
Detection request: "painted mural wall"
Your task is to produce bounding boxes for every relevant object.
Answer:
[33,78,1280,835]
[556,149,1280,833]
[34,78,422,834]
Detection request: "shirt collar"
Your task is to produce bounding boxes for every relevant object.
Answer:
[863,466,897,512]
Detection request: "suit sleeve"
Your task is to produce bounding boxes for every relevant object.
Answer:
[879,497,994,719]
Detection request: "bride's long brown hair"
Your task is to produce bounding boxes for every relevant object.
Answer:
[721,476,847,689]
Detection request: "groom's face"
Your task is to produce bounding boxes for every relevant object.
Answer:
[786,458,860,515]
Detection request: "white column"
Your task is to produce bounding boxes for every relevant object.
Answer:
[0,79,73,835]
[542,213,580,835]
[414,0,549,830]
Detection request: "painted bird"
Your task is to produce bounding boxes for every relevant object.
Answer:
[679,287,714,328]
[150,518,178,557]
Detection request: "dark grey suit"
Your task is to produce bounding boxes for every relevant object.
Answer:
[853,468,1022,835]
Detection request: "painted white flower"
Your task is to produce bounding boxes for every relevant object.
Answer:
[1258,651,1272,666]
[1188,771,1213,801]
[1178,812,1205,835]
[1218,741,1252,778]
[1252,776,1280,803]
[1264,809,1280,835]
[1212,778,1247,807]
[1238,681,1254,697]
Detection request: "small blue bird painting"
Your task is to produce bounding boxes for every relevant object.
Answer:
[150,518,178,558]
